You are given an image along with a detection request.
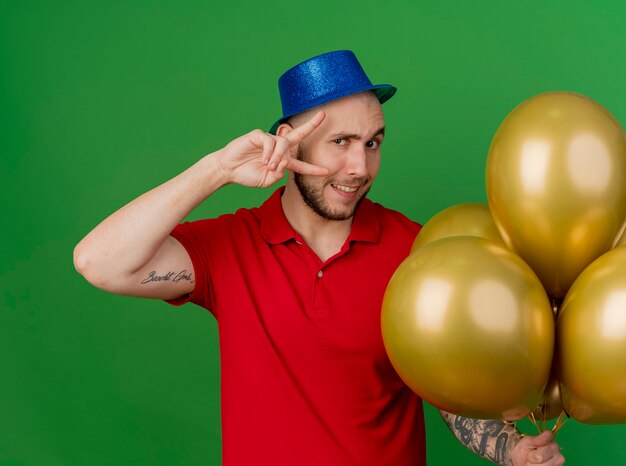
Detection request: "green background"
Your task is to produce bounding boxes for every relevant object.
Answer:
[2,1,625,464]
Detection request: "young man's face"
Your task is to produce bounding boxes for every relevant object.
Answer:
[288,91,385,221]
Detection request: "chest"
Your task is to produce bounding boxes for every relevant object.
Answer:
[211,239,402,360]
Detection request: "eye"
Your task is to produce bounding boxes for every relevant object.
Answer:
[333,138,347,145]
[366,139,381,149]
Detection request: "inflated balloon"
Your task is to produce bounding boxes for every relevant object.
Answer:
[486,92,626,298]
[557,246,626,424]
[382,237,554,420]
[411,203,505,253]
[530,366,563,423]
[529,309,563,424]
[614,228,626,247]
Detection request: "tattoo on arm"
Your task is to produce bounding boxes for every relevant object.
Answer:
[140,270,194,285]
[439,410,521,466]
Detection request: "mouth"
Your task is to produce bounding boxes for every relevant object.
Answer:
[331,183,360,193]
[329,181,369,200]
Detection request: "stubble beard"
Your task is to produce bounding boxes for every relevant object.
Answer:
[293,144,370,221]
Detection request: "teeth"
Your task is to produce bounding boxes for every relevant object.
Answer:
[333,184,358,193]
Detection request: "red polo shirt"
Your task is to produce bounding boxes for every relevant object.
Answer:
[169,188,425,466]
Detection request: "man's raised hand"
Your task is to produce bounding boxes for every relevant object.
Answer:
[215,110,329,188]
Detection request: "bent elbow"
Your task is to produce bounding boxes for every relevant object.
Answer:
[73,242,109,290]
[73,242,89,277]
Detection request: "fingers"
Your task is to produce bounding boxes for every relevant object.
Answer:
[287,158,330,176]
[525,435,565,465]
[261,135,276,164]
[284,110,325,145]
[512,432,564,466]
[265,136,291,170]
[248,111,325,176]
[527,446,564,465]
[528,431,554,447]
[259,110,324,170]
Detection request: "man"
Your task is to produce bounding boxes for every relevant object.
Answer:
[74,50,564,465]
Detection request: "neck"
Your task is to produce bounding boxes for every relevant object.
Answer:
[281,183,353,262]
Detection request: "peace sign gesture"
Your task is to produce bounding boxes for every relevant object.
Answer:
[215,111,329,188]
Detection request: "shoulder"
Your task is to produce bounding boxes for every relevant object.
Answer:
[368,200,422,235]
[354,199,422,258]
[352,200,422,271]
[173,206,259,239]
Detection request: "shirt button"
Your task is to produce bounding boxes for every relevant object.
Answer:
[317,270,323,278]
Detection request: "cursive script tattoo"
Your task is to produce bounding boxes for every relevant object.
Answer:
[439,410,521,466]
[140,270,194,285]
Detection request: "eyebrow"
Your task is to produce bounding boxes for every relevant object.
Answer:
[331,127,386,140]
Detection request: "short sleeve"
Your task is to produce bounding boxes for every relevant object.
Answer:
[165,219,219,315]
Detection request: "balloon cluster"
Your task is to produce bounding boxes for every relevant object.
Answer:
[382,92,626,426]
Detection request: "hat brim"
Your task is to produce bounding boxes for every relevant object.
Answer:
[269,84,396,135]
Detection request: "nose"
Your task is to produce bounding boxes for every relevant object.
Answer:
[345,145,368,177]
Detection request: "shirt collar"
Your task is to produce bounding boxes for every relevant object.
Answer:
[256,187,380,245]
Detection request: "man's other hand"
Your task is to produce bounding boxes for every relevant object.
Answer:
[511,431,564,465]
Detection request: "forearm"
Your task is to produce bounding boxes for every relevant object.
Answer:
[439,409,521,466]
[74,116,327,294]
[74,151,228,286]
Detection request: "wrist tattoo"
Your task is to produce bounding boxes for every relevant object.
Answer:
[140,270,194,285]
[439,410,519,466]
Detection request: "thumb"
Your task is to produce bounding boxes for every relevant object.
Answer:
[527,430,553,447]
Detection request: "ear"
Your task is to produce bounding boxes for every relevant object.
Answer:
[276,122,294,137]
